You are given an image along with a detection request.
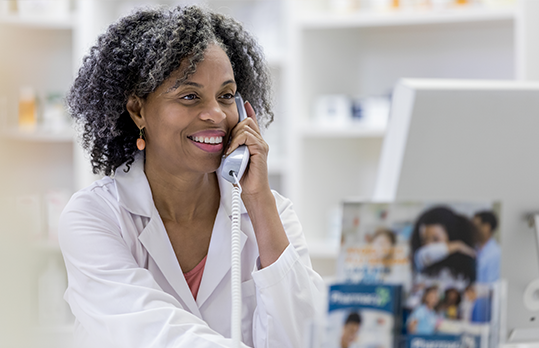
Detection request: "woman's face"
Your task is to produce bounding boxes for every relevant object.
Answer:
[372,233,392,260]
[420,224,449,246]
[135,44,239,176]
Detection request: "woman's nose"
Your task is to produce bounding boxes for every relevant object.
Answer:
[199,100,227,123]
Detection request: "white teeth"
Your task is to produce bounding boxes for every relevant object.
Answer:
[192,136,223,144]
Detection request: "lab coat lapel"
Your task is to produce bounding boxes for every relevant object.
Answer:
[114,154,201,317]
[196,177,248,308]
[138,211,202,318]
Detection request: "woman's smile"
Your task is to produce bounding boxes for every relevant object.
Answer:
[187,130,226,153]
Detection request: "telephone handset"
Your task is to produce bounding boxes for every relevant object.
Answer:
[223,93,250,346]
[220,92,250,184]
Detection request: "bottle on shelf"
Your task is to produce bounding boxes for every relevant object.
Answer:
[18,86,37,131]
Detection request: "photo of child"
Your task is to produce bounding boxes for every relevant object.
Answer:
[340,311,362,348]
[361,228,396,283]
[437,288,462,320]
[407,285,441,334]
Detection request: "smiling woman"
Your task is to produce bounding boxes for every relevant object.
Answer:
[125,45,238,177]
[59,5,324,348]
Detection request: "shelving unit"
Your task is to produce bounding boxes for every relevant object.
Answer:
[299,123,387,138]
[298,5,515,28]
[283,1,528,273]
[0,2,78,347]
[1,127,75,142]
[0,13,75,29]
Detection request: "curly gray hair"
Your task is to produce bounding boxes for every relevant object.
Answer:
[66,5,273,176]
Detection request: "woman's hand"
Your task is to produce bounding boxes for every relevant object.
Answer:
[224,101,270,198]
[224,101,289,268]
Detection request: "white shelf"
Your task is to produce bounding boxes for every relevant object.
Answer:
[2,127,75,142]
[298,123,386,138]
[298,6,515,29]
[0,13,75,30]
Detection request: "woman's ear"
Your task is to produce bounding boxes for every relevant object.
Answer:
[126,95,145,128]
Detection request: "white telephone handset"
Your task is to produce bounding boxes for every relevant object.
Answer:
[220,93,250,184]
[221,92,249,347]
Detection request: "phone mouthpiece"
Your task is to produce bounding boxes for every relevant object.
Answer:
[221,145,249,184]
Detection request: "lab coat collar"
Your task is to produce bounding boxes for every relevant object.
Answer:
[114,153,248,217]
[115,154,249,312]
[113,153,153,217]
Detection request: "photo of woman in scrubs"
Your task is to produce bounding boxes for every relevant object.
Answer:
[407,206,478,309]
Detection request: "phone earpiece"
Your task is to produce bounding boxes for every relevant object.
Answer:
[219,92,250,184]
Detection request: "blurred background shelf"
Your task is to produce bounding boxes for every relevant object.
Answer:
[2,127,75,142]
[0,14,75,29]
[298,6,515,28]
[298,123,386,138]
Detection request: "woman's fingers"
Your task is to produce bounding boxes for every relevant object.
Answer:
[244,101,260,132]
[226,102,266,156]
[226,125,267,156]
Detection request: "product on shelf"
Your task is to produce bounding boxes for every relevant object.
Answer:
[42,92,70,132]
[18,86,37,131]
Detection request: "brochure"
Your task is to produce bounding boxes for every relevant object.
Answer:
[324,283,402,348]
[333,201,501,348]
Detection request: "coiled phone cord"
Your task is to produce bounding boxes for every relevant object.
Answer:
[230,173,242,348]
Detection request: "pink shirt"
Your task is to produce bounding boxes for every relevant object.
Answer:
[183,255,207,300]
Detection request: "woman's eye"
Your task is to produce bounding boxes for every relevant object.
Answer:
[221,93,234,100]
[180,94,198,101]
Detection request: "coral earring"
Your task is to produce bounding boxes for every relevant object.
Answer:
[137,138,146,151]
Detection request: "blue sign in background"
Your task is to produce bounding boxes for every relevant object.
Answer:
[328,283,402,314]
[404,334,481,348]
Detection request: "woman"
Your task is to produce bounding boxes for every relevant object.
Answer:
[406,206,477,308]
[59,5,324,348]
[410,206,477,282]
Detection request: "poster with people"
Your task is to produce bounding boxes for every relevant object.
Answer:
[333,201,501,348]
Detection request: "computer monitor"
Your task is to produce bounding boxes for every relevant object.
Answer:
[373,78,539,343]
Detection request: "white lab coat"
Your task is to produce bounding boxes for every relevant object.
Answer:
[59,155,325,348]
